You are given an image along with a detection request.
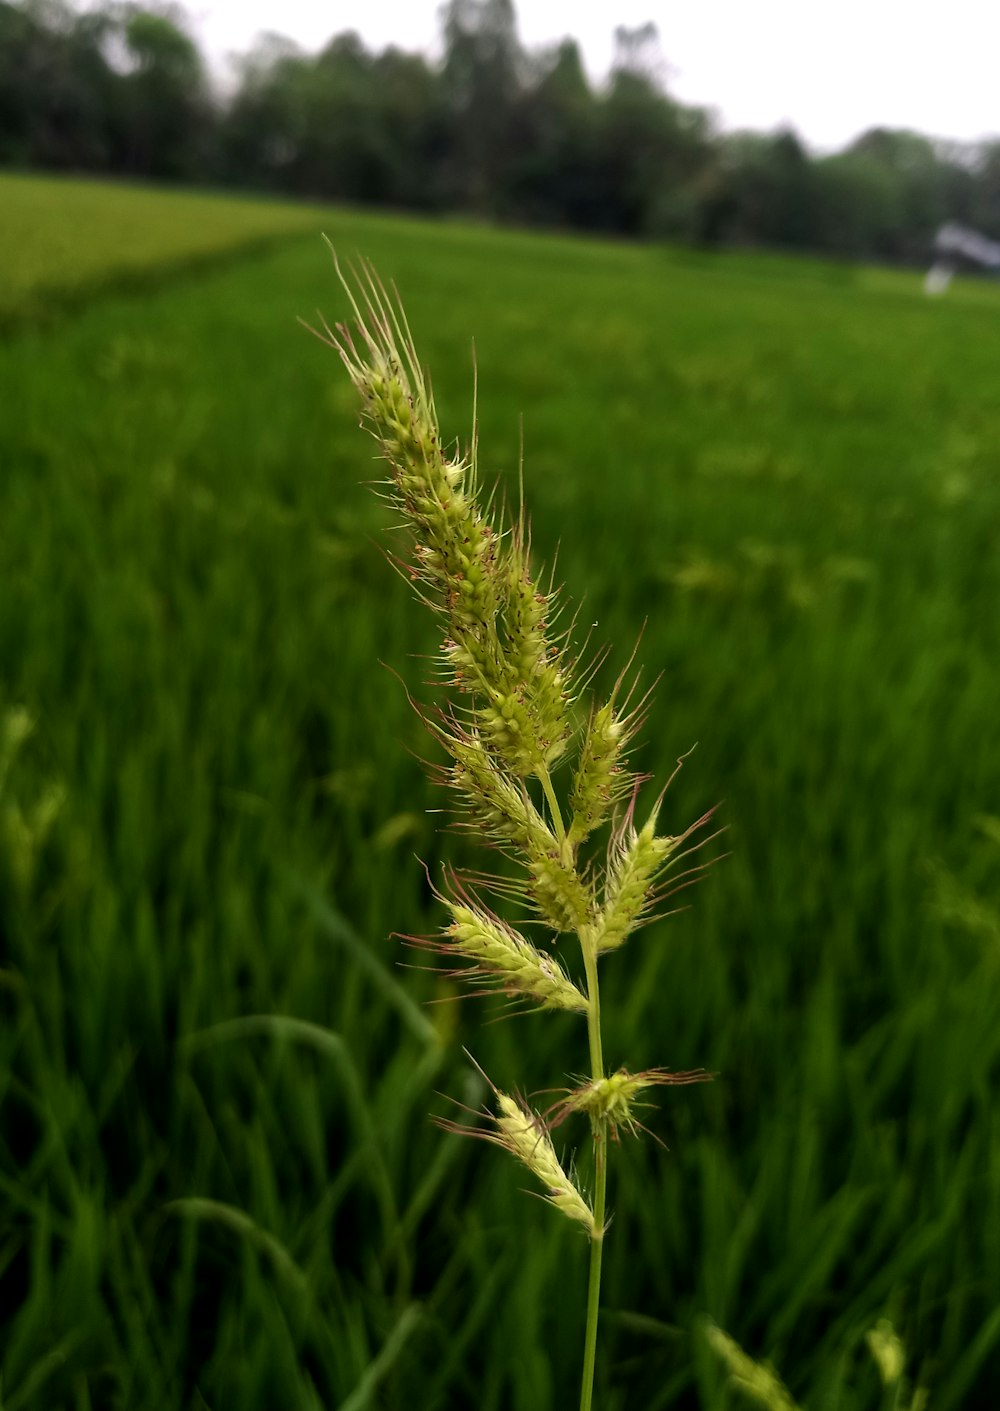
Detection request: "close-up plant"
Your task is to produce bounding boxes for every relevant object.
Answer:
[315,254,719,1408]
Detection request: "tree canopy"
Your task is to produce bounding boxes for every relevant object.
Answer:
[2,0,996,262]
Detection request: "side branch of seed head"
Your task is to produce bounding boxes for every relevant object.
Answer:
[438,1089,596,1236]
[589,791,721,957]
[543,1066,714,1142]
[412,871,590,1014]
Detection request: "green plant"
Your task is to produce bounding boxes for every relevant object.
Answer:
[318,255,718,1407]
[704,1317,928,1411]
[318,254,718,1406]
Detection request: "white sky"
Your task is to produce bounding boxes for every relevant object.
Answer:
[177,1,998,151]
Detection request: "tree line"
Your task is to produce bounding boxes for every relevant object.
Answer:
[5,0,1000,262]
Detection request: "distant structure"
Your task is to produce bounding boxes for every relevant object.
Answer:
[925,222,1000,294]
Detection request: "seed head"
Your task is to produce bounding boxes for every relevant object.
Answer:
[440,726,593,932]
[317,253,574,781]
[445,728,553,851]
[866,1320,906,1389]
[592,803,678,954]
[440,897,589,1014]
[704,1324,801,1411]
[568,701,633,848]
[492,1091,596,1235]
[545,1066,713,1139]
[527,848,594,934]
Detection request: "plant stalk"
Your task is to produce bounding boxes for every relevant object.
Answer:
[538,760,608,1410]
[537,764,567,840]
[579,939,606,1411]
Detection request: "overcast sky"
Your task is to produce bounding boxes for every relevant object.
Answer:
[176,0,999,152]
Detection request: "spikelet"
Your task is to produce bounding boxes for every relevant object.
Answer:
[591,802,679,955]
[439,897,589,1013]
[526,847,594,934]
[443,727,593,933]
[544,1066,713,1140]
[565,641,656,852]
[703,1324,801,1411]
[567,700,634,849]
[866,1320,906,1388]
[492,1092,596,1234]
[445,728,553,851]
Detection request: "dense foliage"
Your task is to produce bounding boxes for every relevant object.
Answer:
[5,0,1000,259]
[1,180,1000,1407]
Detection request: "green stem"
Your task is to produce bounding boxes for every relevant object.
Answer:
[579,939,606,1411]
[536,760,606,1408]
[537,763,577,872]
[537,764,566,843]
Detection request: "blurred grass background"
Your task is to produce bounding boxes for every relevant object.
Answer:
[0,172,321,329]
[1,175,999,1409]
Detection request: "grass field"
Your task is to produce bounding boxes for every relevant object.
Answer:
[0,172,324,329]
[2,176,1000,1410]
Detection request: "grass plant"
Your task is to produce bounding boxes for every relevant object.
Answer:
[319,257,719,1403]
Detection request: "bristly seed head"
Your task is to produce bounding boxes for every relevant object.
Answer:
[321,250,717,1248]
[704,1324,802,1411]
[544,1066,713,1140]
[591,804,678,954]
[436,1082,596,1235]
[491,1091,597,1235]
[439,896,589,1013]
[316,253,572,782]
[442,729,592,931]
[586,791,718,957]
[567,701,632,847]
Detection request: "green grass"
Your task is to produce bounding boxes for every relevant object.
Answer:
[2,178,1000,1409]
[0,172,326,328]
